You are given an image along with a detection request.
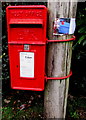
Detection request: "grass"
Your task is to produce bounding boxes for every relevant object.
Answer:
[2,106,43,120]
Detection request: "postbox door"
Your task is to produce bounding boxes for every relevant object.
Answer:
[8,44,46,91]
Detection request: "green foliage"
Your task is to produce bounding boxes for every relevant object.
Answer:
[71,111,79,118]
[74,2,86,46]
[70,2,86,95]
[76,7,86,45]
[2,106,43,120]
[66,96,86,119]
[2,107,14,120]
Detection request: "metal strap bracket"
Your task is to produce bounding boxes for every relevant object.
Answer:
[45,71,72,82]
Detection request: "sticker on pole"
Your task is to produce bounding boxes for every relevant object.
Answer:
[53,18,76,35]
[20,52,34,78]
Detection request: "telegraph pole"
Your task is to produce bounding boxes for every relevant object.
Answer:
[44,1,77,119]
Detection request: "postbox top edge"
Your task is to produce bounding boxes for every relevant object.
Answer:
[6,5,47,10]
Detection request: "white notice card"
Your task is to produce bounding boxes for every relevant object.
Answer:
[20,52,34,78]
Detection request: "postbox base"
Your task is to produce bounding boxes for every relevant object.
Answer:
[12,86,44,91]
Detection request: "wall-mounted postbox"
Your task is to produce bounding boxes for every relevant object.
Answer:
[6,5,47,91]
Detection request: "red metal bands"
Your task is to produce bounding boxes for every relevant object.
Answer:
[47,36,75,43]
[45,36,75,81]
[45,70,72,81]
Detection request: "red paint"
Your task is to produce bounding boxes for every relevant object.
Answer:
[47,36,75,43]
[45,71,72,82]
[62,21,64,25]
[6,5,47,91]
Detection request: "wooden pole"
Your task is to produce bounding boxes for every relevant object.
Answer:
[44,1,77,119]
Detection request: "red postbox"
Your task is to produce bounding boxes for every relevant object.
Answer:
[6,5,47,91]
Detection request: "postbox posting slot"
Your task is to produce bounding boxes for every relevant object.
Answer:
[10,24,42,28]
